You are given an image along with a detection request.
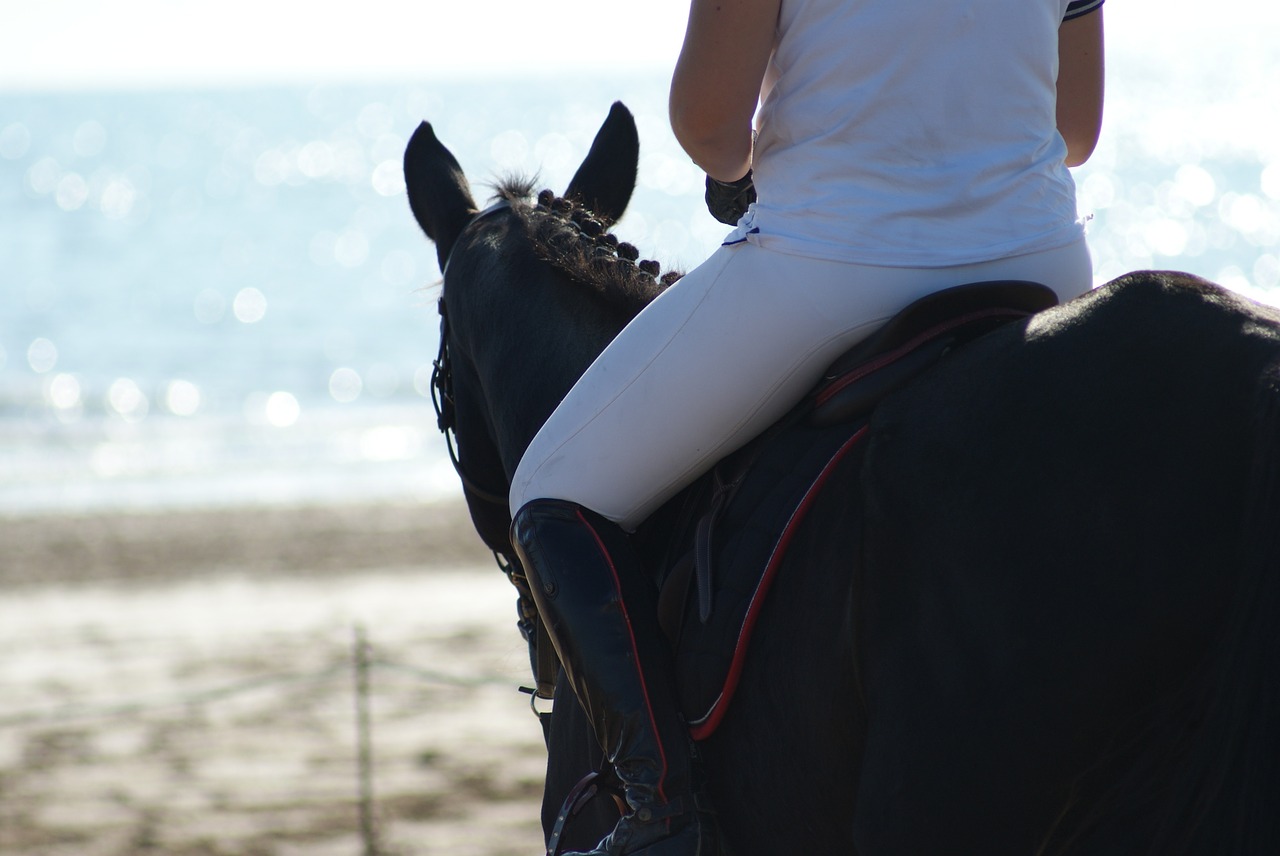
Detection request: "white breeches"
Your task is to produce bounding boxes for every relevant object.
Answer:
[510,237,1092,530]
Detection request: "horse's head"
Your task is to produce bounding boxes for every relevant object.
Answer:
[404,102,671,552]
[404,101,640,273]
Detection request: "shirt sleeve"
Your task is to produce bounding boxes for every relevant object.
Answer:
[1064,0,1104,20]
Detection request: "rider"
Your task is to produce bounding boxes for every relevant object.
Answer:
[510,0,1106,853]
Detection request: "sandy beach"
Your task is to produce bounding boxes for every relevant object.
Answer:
[0,500,547,855]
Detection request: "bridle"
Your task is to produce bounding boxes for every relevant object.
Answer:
[431,297,510,509]
[429,200,514,510]
[428,200,562,717]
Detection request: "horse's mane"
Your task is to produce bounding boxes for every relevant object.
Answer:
[495,178,680,317]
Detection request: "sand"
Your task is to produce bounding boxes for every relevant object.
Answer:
[0,500,548,855]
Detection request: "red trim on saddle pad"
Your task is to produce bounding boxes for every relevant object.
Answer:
[688,425,869,741]
[816,307,1029,408]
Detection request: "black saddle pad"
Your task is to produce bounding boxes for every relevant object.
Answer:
[669,416,868,739]
[664,280,1053,738]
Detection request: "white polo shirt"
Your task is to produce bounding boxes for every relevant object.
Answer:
[744,0,1101,267]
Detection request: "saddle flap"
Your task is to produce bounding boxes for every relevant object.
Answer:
[826,280,1057,374]
[810,280,1057,427]
[666,418,869,740]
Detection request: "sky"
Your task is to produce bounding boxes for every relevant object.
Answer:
[0,0,693,91]
[2,0,1278,93]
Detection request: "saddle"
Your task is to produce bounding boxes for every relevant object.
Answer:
[656,279,1057,738]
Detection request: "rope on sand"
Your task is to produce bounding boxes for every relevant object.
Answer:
[0,625,519,730]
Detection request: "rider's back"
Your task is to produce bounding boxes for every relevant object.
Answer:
[749,0,1094,267]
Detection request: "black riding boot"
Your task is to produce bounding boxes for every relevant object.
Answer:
[511,499,721,856]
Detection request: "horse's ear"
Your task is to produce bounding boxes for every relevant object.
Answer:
[404,121,478,271]
[564,101,639,227]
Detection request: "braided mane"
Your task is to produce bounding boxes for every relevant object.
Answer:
[495,179,681,318]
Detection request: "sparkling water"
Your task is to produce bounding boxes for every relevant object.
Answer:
[2,34,1278,516]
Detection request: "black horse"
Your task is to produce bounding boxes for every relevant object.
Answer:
[404,102,1280,855]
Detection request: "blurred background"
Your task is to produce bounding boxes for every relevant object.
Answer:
[0,0,703,514]
[2,0,1279,515]
[1,0,1278,853]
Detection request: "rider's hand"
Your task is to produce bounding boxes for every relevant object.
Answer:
[704,170,756,226]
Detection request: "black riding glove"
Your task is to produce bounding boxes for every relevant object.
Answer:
[704,170,756,225]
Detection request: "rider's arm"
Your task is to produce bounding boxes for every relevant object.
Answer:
[669,0,780,183]
[1057,8,1105,167]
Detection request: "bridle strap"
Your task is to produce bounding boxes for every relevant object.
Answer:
[430,198,560,724]
[431,198,516,509]
[430,296,510,508]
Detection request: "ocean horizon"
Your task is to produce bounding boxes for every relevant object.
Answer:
[2,53,1278,517]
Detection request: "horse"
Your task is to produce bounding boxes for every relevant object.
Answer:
[403,101,1280,855]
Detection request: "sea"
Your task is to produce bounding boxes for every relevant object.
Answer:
[2,37,1279,518]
